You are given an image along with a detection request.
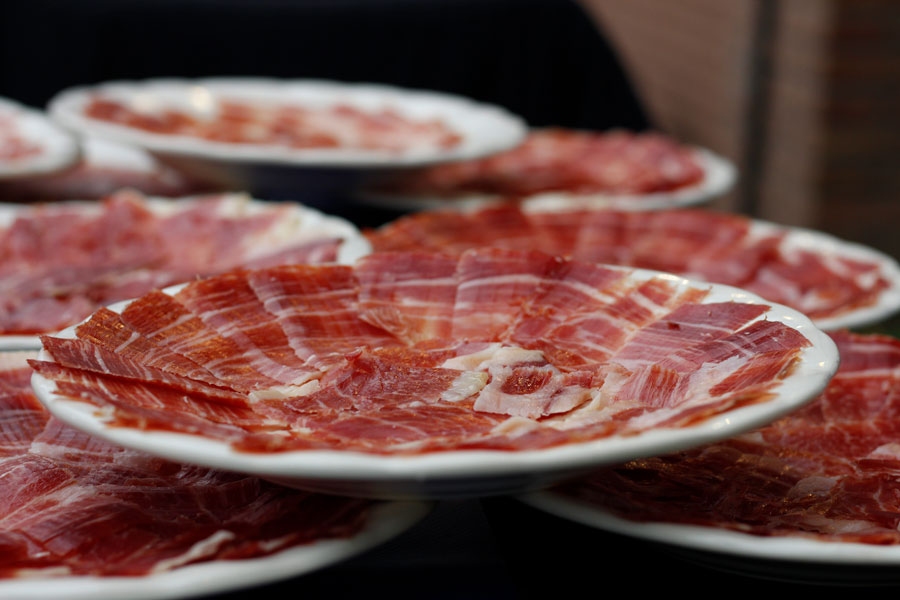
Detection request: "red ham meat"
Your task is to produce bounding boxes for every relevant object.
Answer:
[35,249,812,455]
[375,128,704,196]
[0,352,371,578]
[84,97,462,153]
[555,331,900,545]
[367,205,894,323]
[0,191,352,335]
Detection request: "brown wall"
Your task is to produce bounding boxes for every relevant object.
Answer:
[581,0,900,258]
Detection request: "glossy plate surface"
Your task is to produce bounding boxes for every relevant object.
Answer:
[0,501,428,600]
[32,268,838,500]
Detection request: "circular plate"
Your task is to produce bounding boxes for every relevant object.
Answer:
[520,491,900,582]
[0,194,371,349]
[31,266,838,500]
[0,97,80,179]
[48,78,527,168]
[358,147,736,211]
[0,501,429,600]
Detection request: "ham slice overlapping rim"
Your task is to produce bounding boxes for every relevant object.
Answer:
[523,332,900,565]
[0,97,80,179]
[366,201,900,330]
[30,249,838,497]
[0,352,427,595]
[48,78,528,167]
[0,191,371,348]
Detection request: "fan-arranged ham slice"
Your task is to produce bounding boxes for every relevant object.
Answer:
[0,352,371,578]
[0,191,359,335]
[553,331,900,545]
[373,128,704,196]
[366,204,897,324]
[34,248,813,455]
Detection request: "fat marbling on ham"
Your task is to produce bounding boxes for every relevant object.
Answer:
[0,352,371,578]
[33,248,813,455]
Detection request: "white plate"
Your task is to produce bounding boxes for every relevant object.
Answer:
[0,500,429,600]
[359,147,736,211]
[0,97,80,179]
[521,490,900,570]
[32,266,838,500]
[48,78,527,195]
[0,194,371,349]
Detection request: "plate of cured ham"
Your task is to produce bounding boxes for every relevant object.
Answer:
[367,203,900,330]
[0,351,428,600]
[361,128,736,210]
[520,332,900,581]
[0,191,369,349]
[0,137,204,201]
[30,248,838,499]
[0,97,80,180]
[48,78,527,194]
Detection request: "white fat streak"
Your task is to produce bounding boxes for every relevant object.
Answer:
[113,330,141,353]
[490,416,540,437]
[440,371,488,402]
[249,380,320,402]
[456,273,543,292]
[440,343,503,370]
[441,345,546,372]
[151,530,236,573]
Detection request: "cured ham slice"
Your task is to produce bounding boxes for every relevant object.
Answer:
[0,191,362,335]
[374,128,704,196]
[367,205,897,324]
[36,248,815,455]
[554,331,900,545]
[0,352,372,578]
[84,96,462,153]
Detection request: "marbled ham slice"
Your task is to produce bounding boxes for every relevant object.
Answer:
[554,331,900,545]
[367,205,895,323]
[119,290,288,395]
[0,192,359,336]
[0,353,372,578]
[37,249,814,455]
[247,265,399,369]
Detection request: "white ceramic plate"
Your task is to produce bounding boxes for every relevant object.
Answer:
[32,267,838,500]
[0,194,371,350]
[358,148,736,211]
[521,490,900,570]
[0,97,80,179]
[0,500,429,600]
[48,78,526,167]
